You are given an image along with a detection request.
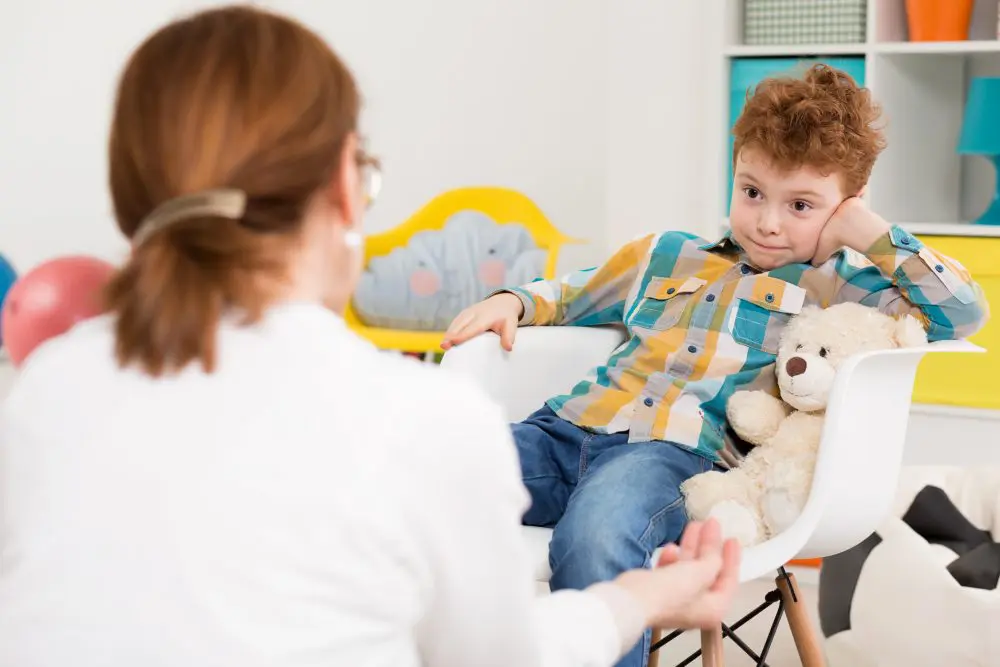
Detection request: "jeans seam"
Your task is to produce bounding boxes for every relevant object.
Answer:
[578,434,594,480]
[636,447,710,555]
[521,473,563,482]
[638,494,687,556]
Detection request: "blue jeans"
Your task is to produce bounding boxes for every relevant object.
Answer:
[512,405,714,667]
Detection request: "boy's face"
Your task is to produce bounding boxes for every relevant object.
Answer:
[728,148,851,270]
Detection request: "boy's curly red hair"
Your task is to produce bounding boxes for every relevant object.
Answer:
[732,64,886,195]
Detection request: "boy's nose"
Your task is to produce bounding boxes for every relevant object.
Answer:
[756,210,781,234]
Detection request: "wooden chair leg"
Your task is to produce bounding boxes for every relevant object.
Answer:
[648,628,661,667]
[775,572,825,667]
[699,625,724,667]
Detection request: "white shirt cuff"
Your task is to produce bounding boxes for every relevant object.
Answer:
[587,582,648,655]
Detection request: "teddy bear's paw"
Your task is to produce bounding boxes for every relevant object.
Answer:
[680,471,727,520]
[726,391,788,447]
[708,500,762,547]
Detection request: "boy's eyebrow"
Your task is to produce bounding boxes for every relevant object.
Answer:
[788,189,824,200]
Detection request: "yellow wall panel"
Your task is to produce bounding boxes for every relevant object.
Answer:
[912,235,1000,410]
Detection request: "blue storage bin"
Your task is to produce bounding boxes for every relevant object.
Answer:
[725,57,866,214]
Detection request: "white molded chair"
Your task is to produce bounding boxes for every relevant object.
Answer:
[439,325,984,667]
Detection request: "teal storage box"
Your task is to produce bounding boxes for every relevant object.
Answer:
[725,57,866,215]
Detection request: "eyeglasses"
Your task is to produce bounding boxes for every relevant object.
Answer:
[356,149,382,210]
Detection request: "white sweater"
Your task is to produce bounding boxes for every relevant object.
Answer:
[0,302,640,667]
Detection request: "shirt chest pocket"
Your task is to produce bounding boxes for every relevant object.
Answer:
[728,276,807,355]
[627,277,706,330]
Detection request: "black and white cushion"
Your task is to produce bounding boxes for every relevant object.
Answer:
[818,467,1000,667]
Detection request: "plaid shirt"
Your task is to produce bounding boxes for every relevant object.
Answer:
[504,225,989,466]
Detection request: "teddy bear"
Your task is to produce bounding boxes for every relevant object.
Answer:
[680,302,928,547]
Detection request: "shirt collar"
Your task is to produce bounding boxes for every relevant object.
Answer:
[698,228,741,252]
[698,229,767,272]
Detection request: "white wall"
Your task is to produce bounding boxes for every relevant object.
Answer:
[0,0,711,275]
[606,1,716,251]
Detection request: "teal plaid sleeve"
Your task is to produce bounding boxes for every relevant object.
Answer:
[830,225,989,341]
[502,234,656,327]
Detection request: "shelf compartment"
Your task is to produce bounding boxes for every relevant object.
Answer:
[874,0,1000,43]
[724,56,867,214]
[868,51,1000,224]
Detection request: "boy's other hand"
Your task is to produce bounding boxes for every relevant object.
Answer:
[441,292,524,352]
[812,195,892,266]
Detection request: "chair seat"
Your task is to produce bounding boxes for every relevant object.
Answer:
[522,526,554,581]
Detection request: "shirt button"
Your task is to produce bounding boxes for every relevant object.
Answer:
[706,294,716,302]
[666,287,676,295]
[900,235,911,245]
[765,293,775,303]
[643,397,654,407]
[688,345,697,353]
[935,264,944,273]
[741,265,752,275]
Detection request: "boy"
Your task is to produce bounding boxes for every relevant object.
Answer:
[442,64,988,667]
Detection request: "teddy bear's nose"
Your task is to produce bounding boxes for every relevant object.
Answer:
[786,356,807,377]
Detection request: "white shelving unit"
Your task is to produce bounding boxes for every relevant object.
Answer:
[702,0,1000,239]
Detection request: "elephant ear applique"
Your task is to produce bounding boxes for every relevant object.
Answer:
[352,210,547,331]
[901,485,1000,591]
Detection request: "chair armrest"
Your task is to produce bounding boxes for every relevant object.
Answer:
[439,326,627,422]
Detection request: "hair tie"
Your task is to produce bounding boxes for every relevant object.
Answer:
[131,189,248,247]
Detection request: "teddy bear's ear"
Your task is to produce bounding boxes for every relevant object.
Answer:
[892,314,929,348]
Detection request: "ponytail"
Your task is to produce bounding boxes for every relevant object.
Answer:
[105,5,361,376]
[104,219,290,376]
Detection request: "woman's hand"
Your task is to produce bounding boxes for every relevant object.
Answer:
[441,292,524,352]
[613,519,741,630]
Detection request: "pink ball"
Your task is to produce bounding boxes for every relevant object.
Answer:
[1,255,116,367]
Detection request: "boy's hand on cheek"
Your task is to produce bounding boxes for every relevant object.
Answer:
[812,196,892,266]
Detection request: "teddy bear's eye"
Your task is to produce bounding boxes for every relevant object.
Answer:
[820,347,828,358]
